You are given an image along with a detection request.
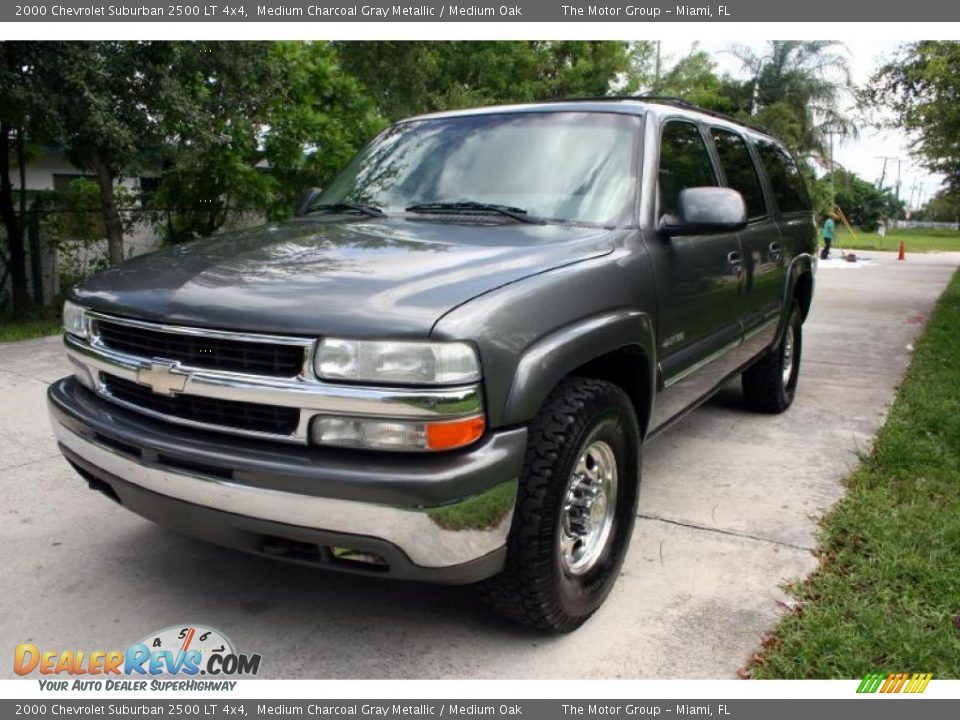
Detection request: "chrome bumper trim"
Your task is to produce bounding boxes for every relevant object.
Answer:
[65,317,483,444]
[54,421,515,568]
[85,310,316,348]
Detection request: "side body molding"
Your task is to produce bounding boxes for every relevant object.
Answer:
[502,310,657,432]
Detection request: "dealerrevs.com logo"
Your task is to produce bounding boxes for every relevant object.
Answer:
[14,625,261,691]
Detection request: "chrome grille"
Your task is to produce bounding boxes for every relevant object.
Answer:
[103,375,300,436]
[96,319,306,377]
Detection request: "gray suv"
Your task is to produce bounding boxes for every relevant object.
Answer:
[49,98,816,632]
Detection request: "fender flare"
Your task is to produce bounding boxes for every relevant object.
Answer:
[775,253,815,342]
[501,309,657,430]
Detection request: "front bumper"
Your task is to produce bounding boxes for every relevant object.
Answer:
[48,377,526,583]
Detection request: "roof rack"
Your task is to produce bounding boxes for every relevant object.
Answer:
[540,94,773,136]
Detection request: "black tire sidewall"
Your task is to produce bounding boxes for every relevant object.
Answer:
[780,304,803,405]
[551,401,639,620]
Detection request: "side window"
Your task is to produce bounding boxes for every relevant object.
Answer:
[756,141,811,214]
[710,128,767,219]
[658,121,718,217]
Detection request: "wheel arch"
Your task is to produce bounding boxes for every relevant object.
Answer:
[793,266,814,320]
[501,310,657,439]
[770,254,815,348]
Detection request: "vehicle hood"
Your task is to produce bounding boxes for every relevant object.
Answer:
[71,217,616,337]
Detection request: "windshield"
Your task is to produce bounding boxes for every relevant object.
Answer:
[317,111,640,225]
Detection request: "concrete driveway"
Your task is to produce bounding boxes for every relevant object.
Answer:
[2,250,958,679]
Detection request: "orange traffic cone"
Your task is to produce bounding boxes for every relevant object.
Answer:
[898,241,906,261]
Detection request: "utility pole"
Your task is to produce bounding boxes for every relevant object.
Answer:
[822,125,842,207]
[910,179,921,209]
[750,58,763,116]
[876,156,899,191]
[830,131,835,205]
[653,41,661,93]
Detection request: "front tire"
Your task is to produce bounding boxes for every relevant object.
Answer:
[479,378,640,632]
[742,300,803,413]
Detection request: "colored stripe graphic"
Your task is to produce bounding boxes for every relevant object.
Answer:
[857,672,932,693]
[913,673,933,693]
[857,673,885,693]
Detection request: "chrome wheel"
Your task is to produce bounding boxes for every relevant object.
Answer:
[559,440,618,576]
[781,324,796,386]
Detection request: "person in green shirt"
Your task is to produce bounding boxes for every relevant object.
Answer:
[821,214,836,260]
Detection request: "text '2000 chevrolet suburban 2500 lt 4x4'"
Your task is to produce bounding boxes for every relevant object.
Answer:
[49,98,816,632]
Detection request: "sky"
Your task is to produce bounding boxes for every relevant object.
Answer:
[659,38,940,209]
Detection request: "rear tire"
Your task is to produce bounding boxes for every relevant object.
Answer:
[479,378,640,632]
[742,300,803,413]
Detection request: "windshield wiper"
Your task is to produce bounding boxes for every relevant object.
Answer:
[405,201,544,224]
[306,202,385,218]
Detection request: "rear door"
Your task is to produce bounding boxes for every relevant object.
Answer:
[708,127,784,355]
[648,118,745,430]
[750,139,815,357]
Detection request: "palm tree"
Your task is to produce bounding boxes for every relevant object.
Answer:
[728,41,855,163]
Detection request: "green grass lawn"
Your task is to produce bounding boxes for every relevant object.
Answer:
[0,318,62,342]
[750,268,960,678]
[833,227,960,253]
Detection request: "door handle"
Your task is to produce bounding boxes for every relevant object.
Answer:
[726,250,742,275]
[769,242,782,260]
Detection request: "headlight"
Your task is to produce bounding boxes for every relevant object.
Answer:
[315,338,480,385]
[62,300,87,339]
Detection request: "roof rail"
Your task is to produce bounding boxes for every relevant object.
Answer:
[538,94,773,136]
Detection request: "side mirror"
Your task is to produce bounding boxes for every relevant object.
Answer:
[660,187,747,237]
[296,187,323,217]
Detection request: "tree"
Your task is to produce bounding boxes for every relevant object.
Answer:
[147,41,284,243]
[0,42,32,315]
[31,42,178,265]
[336,42,630,122]
[152,41,383,243]
[915,189,960,223]
[26,42,178,266]
[826,168,905,231]
[729,41,855,161]
[870,42,960,193]
[531,41,630,99]
[260,42,385,220]
[0,42,53,315]
[623,43,737,112]
[657,50,737,111]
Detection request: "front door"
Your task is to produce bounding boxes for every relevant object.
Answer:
[648,119,745,430]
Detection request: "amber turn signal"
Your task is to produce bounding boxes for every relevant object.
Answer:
[426,415,486,451]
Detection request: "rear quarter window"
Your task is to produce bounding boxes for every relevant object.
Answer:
[755,140,811,214]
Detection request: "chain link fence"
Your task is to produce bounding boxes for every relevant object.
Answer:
[894,220,960,230]
[1,210,163,315]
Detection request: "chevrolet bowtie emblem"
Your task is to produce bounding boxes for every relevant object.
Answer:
[136,361,189,396]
